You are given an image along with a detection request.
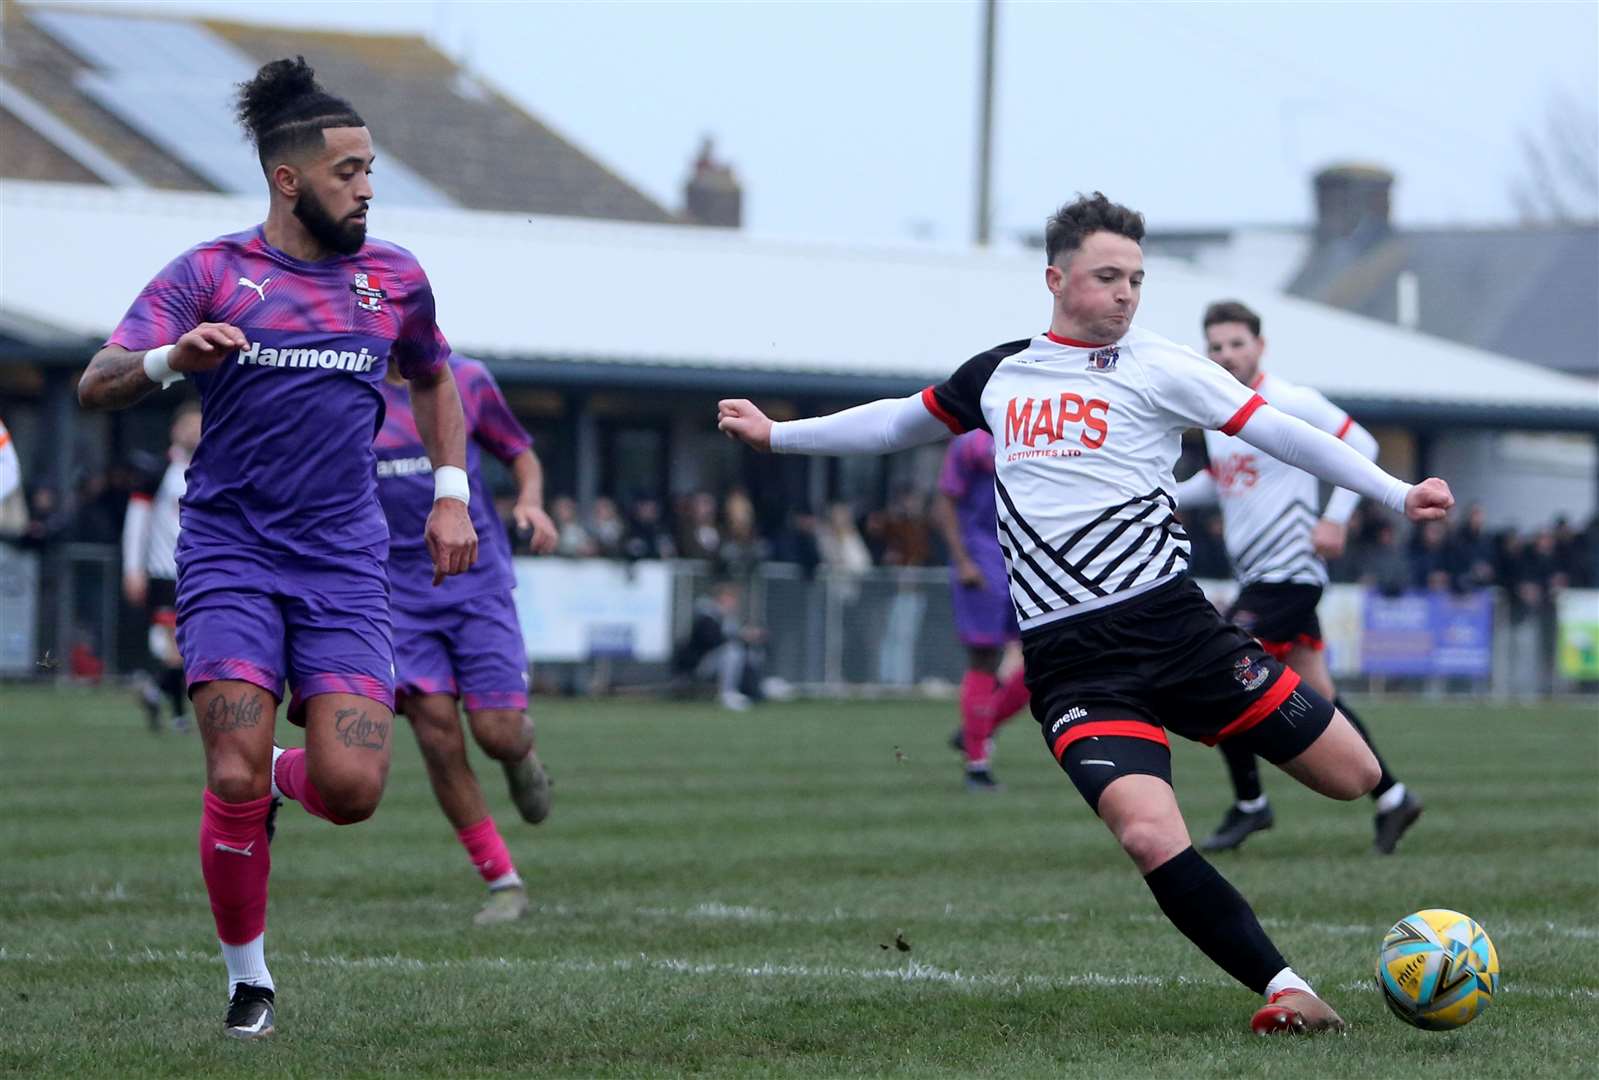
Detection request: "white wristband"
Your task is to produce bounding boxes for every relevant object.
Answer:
[142,344,183,388]
[433,465,469,506]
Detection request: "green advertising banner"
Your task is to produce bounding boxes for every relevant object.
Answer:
[1556,590,1599,680]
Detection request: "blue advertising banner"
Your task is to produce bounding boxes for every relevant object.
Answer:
[1361,591,1493,677]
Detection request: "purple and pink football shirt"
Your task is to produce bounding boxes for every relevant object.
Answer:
[938,429,1019,647]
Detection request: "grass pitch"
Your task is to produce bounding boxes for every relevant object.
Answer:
[1,685,1595,1078]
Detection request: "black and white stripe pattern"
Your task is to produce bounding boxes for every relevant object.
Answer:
[995,481,1189,627]
[1230,498,1322,585]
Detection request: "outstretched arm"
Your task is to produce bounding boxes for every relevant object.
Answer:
[1235,404,1452,522]
[718,394,952,455]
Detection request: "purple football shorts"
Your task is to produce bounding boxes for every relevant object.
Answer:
[176,541,395,712]
[392,587,529,712]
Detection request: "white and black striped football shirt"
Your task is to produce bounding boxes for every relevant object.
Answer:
[924,326,1261,632]
[122,450,187,581]
[1201,371,1355,588]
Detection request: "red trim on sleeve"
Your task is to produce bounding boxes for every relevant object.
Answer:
[1051,719,1169,762]
[1220,393,1266,436]
[1203,669,1301,746]
[128,493,153,505]
[1335,416,1354,440]
[920,386,965,435]
[1045,330,1112,348]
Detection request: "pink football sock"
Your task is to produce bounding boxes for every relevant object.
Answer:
[457,816,518,885]
[272,746,352,825]
[199,789,272,946]
[992,668,1032,728]
[959,670,1001,765]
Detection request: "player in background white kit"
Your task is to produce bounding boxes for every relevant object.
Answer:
[123,401,200,733]
[1176,302,1422,855]
[716,193,1455,1035]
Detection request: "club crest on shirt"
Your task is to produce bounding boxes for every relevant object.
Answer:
[1085,346,1119,372]
[351,271,386,313]
[1232,655,1270,692]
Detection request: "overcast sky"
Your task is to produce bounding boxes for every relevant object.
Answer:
[56,0,1599,247]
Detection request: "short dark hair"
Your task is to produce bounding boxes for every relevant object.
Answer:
[1044,192,1145,264]
[234,57,364,173]
[1202,300,1262,337]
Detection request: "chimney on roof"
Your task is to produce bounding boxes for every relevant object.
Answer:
[684,136,742,228]
[1312,163,1394,244]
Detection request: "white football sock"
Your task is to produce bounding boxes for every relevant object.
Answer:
[1265,966,1314,1000]
[221,933,274,995]
[1375,782,1408,813]
[269,746,285,802]
[487,870,523,891]
[1237,795,1269,813]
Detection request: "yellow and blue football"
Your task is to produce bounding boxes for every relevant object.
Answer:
[1376,908,1500,1030]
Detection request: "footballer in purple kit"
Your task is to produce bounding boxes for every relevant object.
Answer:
[932,430,1032,790]
[718,192,1455,1036]
[375,335,560,927]
[76,58,476,1040]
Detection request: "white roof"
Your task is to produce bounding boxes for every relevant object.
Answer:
[3,180,1594,419]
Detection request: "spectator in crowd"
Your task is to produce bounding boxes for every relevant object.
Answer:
[1409,520,1455,592]
[551,495,597,557]
[1447,504,1497,591]
[817,501,872,577]
[588,496,627,558]
[622,496,676,561]
[717,489,768,579]
[1360,522,1411,596]
[677,490,722,561]
[672,579,781,711]
[770,508,822,576]
[1551,516,1588,586]
[872,488,935,568]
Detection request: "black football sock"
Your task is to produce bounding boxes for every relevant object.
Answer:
[1143,846,1286,994]
[1336,696,1395,799]
[1220,740,1264,804]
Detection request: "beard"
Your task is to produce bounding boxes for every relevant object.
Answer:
[294,188,366,256]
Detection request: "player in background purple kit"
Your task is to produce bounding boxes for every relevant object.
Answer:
[76,58,476,1040]
[376,337,559,926]
[932,430,1031,790]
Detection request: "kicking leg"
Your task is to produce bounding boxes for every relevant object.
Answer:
[1074,749,1344,1033]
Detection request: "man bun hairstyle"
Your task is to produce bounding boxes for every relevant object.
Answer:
[235,56,364,172]
[1044,192,1145,265]
[1202,300,1262,337]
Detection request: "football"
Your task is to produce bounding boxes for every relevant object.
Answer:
[1376,909,1500,1030]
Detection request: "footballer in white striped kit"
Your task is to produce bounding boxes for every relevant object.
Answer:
[716,192,1455,1035]
[1178,300,1423,856]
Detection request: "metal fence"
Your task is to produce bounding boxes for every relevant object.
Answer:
[3,544,1593,700]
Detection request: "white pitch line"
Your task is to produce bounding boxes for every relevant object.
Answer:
[13,885,1599,944]
[2,944,1594,1002]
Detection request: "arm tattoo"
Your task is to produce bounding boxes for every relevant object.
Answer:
[199,693,266,734]
[78,350,157,411]
[334,707,390,751]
